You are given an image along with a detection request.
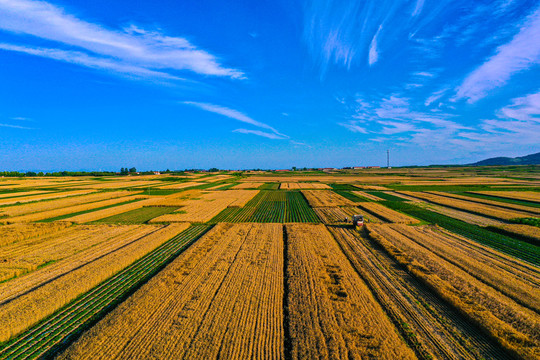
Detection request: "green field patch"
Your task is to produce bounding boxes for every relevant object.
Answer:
[258,183,280,190]
[212,183,239,190]
[461,192,540,208]
[382,201,540,265]
[138,188,184,196]
[333,190,371,202]
[39,199,144,222]
[365,191,406,202]
[210,190,318,223]
[510,217,540,227]
[92,206,181,224]
[329,183,359,191]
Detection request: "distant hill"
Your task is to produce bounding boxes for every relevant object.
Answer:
[470,152,540,166]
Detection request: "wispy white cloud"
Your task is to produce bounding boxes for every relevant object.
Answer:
[182,101,289,140]
[0,0,244,80]
[412,0,425,17]
[424,88,449,106]
[182,101,286,136]
[0,43,182,80]
[290,140,310,147]
[232,129,287,140]
[454,6,540,103]
[498,90,540,121]
[0,122,34,129]
[368,25,382,66]
[11,116,32,121]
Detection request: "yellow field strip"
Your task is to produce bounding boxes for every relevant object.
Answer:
[301,190,357,207]
[356,202,420,224]
[151,190,258,223]
[3,194,146,223]
[490,224,540,243]
[0,190,95,206]
[0,191,135,219]
[286,224,416,359]
[62,197,169,223]
[0,223,189,342]
[280,183,330,189]
[427,191,540,216]
[352,190,384,201]
[58,223,284,359]
[0,224,140,282]
[353,185,388,190]
[368,224,540,359]
[155,182,205,189]
[231,182,264,189]
[470,191,540,203]
[397,191,536,220]
[0,222,72,247]
[0,190,49,200]
[388,224,540,312]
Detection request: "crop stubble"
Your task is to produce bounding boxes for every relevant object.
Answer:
[57,223,284,360]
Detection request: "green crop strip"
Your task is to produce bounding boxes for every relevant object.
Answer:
[461,192,540,208]
[92,206,180,224]
[0,224,211,360]
[258,183,280,190]
[365,191,406,202]
[210,190,319,223]
[381,201,540,265]
[39,199,144,222]
[334,190,371,202]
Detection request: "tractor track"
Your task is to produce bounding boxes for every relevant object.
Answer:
[328,225,510,360]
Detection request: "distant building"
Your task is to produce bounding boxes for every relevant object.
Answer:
[153,171,161,175]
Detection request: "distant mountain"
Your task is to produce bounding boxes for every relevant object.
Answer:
[470,152,540,166]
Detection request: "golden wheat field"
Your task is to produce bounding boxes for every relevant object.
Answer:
[0,169,537,360]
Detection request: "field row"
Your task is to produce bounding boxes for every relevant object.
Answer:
[210,191,319,223]
[0,224,210,360]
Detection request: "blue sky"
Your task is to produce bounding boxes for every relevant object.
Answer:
[0,0,539,171]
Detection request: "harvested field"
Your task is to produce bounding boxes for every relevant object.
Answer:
[57,223,284,360]
[427,191,540,216]
[92,206,180,224]
[60,198,163,223]
[0,190,95,206]
[0,190,50,200]
[487,224,540,245]
[150,190,259,223]
[390,192,506,226]
[0,191,136,219]
[387,224,540,312]
[302,190,356,207]
[0,223,189,342]
[313,206,382,224]
[0,225,207,360]
[328,226,508,360]
[351,190,384,201]
[4,195,147,223]
[383,201,540,265]
[356,202,420,224]
[397,191,537,220]
[469,191,540,204]
[231,182,264,189]
[353,185,388,190]
[286,224,416,359]
[368,224,540,359]
[280,182,330,190]
[155,181,205,190]
[0,222,72,247]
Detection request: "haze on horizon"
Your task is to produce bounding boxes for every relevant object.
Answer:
[0,0,539,171]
